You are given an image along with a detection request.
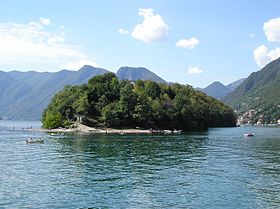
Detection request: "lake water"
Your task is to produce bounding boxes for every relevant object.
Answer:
[0,121,279,209]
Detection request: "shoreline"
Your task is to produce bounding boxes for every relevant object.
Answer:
[40,123,152,134]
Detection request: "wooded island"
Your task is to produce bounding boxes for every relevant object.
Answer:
[42,73,236,131]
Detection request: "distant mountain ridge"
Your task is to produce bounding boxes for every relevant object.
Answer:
[116,67,166,83]
[223,57,280,124]
[0,65,110,120]
[0,65,166,120]
[199,81,230,99]
[197,78,245,99]
[227,78,246,91]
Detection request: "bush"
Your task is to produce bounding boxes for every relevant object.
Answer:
[43,112,63,129]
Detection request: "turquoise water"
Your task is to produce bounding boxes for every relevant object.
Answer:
[0,121,279,208]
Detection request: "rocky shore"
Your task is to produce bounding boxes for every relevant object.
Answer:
[42,122,152,134]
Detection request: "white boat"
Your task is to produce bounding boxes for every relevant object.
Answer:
[163,130,172,134]
[51,133,64,136]
[26,138,44,144]
[244,132,254,137]
[173,130,182,134]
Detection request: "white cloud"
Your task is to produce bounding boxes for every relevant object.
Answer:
[0,18,96,71]
[263,17,280,42]
[61,59,98,70]
[176,37,200,49]
[131,8,169,43]
[253,45,280,68]
[39,17,51,26]
[188,67,203,74]
[47,34,65,44]
[118,28,129,35]
[252,17,280,68]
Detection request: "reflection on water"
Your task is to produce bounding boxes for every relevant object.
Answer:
[0,122,279,208]
[52,134,209,208]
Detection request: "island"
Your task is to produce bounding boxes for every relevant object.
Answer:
[42,73,236,132]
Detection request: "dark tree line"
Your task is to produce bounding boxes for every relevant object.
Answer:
[42,73,236,130]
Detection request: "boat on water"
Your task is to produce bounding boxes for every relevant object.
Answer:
[51,133,64,136]
[163,130,172,134]
[163,129,182,134]
[173,129,182,134]
[244,132,254,137]
[26,138,44,144]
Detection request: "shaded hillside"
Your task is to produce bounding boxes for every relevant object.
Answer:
[223,57,280,123]
[227,78,245,91]
[200,81,230,99]
[0,65,109,120]
[117,67,166,83]
[197,78,245,99]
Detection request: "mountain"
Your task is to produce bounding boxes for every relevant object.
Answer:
[0,65,109,120]
[116,67,166,83]
[227,78,246,91]
[223,57,280,124]
[199,81,230,99]
[0,65,167,120]
[198,78,245,99]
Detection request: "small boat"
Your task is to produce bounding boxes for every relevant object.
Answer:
[51,132,64,136]
[26,138,44,144]
[244,132,254,137]
[163,130,172,134]
[173,129,182,134]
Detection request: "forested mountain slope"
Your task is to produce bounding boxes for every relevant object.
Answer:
[223,57,280,123]
[0,65,109,119]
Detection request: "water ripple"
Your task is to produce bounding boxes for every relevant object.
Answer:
[0,123,279,208]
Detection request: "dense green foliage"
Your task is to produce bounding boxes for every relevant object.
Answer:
[42,73,236,130]
[223,57,280,123]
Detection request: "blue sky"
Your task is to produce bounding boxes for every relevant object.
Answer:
[0,0,280,87]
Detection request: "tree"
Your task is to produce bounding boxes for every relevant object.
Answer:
[101,102,120,127]
[87,73,120,103]
[43,111,63,129]
[133,95,153,127]
[118,82,137,125]
[145,81,161,99]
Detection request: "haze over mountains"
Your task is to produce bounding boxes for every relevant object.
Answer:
[0,66,166,120]
[117,67,166,83]
[197,78,245,99]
